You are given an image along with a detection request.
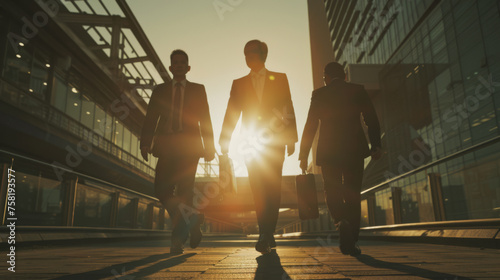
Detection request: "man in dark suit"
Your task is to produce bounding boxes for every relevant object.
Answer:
[299,62,382,256]
[220,40,298,254]
[140,49,216,254]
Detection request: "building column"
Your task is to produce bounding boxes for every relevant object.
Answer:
[391,187,402,224]
[62,176,78,226]
[428,173,446,221]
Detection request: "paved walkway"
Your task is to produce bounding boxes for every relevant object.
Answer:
[1,236,499,279]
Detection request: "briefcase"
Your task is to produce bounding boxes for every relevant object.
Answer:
[295,173,319,220]
[219,154,236,193]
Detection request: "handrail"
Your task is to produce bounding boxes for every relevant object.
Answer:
[361,135,500,195]
[0,149,159,201]
[275,219,303,233]
[361,218,500,230]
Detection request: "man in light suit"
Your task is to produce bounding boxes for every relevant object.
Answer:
[220,40,298,254]
[299,62,382,256]
[141,49,216,254]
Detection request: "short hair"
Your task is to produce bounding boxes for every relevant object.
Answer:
[324,62,345,79]
[170,49,189,64]
[244,40,268,62]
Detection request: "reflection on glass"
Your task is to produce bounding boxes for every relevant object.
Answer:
[81,95,95,129]
[15,172,63,226]
[74,185,112,227]
[117,197,134,228]
[152,206,160,229]
[3,45,31,91]
[66,84,81,120]
[30,52,50,100]
[52,75,67,112]
[136,202,148,229]
[374,188,393,225]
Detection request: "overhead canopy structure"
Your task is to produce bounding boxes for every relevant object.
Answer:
[45,0,170,104]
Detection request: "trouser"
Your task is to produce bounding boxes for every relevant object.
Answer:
[246,145,285,236]
[154,156,199,241]
[321,158,364,242]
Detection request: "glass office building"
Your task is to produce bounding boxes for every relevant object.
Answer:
[0,1,170,228]
[321,0,500,225]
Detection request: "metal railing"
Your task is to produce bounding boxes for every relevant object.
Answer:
[0,149,239,236]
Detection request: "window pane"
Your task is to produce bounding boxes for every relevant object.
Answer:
[3,43,31,91]
[104,114,113,141]
[52,75,67,112]
[123,127,131,153]
[66,85,81,120]
[30,52,50,100]
[94,105,106,137]
[131,134,138,157]
[114,121,123,147]
[80,95,94,129]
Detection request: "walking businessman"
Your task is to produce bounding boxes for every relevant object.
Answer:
[299,62,382,256]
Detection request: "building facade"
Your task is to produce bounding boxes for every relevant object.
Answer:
[314,0,500,225]
[0,0,171,228]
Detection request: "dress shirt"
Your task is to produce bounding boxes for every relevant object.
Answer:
[251,68,267,103]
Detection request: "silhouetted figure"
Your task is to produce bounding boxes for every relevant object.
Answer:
[299,62,382,256]
[140,49,216,254]
[220,40,298,254]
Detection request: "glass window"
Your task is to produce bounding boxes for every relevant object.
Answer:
[52,74,67,112]
[116,197,134,228]
[114,120,123,147]
[460,44,485,84]
[131,134,138,158]
[374,187,393,225]
[94,105,106,137]
[123,127,131,153]
[104,113,113,141]
[3,42,32,91]
[73,185,112,227]
[15,171,64,226]
[136,202,148,229]
[80,95,95,129]
[65,84,81,120]
[30,52,50,100]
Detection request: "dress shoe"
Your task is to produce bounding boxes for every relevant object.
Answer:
[337,220,355,255]
[189,214,204,249]
[170,238,184,254]
[349,244,362,256]
[255,234,272,254]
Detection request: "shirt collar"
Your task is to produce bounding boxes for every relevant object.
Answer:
[173,79,187,87]
[250,67,267,77]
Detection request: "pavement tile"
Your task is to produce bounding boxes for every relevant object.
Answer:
[1,236,499,279]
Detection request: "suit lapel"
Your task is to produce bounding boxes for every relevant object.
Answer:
[260,71,277,108]
[184,81,191,107]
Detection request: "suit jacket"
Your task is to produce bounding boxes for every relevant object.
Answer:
[220,71,298,149]
[299,80,381,166]
[140,81,216,158]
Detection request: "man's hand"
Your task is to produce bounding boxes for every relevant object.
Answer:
[299,158,308,173]
[141,146,150,162]
[286,143,295,156]
[371,146,382,160]
[204,151,215,162]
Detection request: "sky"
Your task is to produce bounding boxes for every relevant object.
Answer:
[128,0,314,176]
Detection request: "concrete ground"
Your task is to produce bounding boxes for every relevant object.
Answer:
[1,235,499,279]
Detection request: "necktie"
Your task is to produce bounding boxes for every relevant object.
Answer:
[172,83,182,132]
